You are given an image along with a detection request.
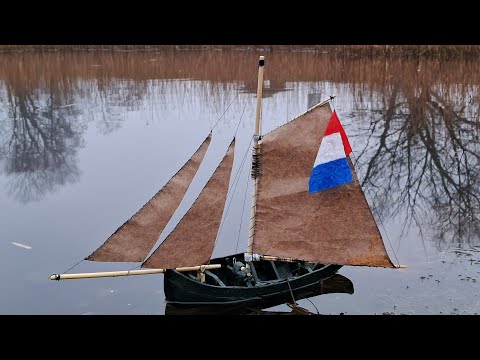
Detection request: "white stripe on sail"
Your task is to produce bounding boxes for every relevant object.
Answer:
[313,132,345,167]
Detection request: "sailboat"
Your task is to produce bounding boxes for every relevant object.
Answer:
[164,273,354,315]
[50,56,404,309]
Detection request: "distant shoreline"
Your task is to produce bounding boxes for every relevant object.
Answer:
[0,45,479,58]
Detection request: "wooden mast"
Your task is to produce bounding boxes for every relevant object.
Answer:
[247,55,265,256]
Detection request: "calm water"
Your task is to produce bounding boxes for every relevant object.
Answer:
[1,50,479,314]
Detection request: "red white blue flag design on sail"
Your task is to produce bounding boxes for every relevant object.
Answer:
[309,110,353,193]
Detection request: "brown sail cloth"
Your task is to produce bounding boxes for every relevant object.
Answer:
[253,104,395,268]
[142,139,235,269]
[87,133,212,262]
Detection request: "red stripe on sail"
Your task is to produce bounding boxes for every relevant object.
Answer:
[324,110,352,156]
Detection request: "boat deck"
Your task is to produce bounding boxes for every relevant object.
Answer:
[183,253,328,288]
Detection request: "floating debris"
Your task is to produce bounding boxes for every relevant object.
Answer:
[12,242,32,250]
[59,103,77,108]
[454,250,472,256]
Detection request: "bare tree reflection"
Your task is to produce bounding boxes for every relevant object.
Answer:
[353,78,480,250]
[0,86,85,203]
[88,79,147,135]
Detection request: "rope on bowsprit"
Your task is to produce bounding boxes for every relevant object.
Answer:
[51,259,85,281]
[64,259,85,274]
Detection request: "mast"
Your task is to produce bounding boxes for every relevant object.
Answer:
[247,55,265,256]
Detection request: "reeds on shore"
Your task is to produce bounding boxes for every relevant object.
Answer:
[1,45,480,59]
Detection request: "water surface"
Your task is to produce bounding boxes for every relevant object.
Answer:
[1,50,479,314]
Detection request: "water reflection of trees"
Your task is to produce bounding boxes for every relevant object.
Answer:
[1,50,480,225]
[353,79,480,250]
[0,86,85,203]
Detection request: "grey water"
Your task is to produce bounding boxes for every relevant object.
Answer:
[0,50,479,314]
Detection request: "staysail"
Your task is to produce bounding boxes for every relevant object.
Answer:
[86,133,212,262]
[252,103,395,268]
[142,139,236,269]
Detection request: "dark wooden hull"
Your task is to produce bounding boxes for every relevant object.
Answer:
[165,273,354,315]
[164,253,343,309]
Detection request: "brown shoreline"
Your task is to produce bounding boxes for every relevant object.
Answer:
[1,45,480,59]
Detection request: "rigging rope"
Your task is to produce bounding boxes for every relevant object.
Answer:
[305,298,320,315]
[265,62,334,134]
[62,258,143,275]
[234,92,250,137]
[284,269,297,305]
[351,152,401,267]
[62,259,84,274]
[236,163,251,253]
[267,63,327,95]
[209,64,263,255]
[213,136,254,253]
[210,69,258,132]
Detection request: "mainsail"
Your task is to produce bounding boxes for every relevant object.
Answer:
[142,139,236,269]
[252,103,395,268]
[87,133,212,262]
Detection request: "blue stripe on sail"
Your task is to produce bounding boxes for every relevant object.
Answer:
[309,157,352,193]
